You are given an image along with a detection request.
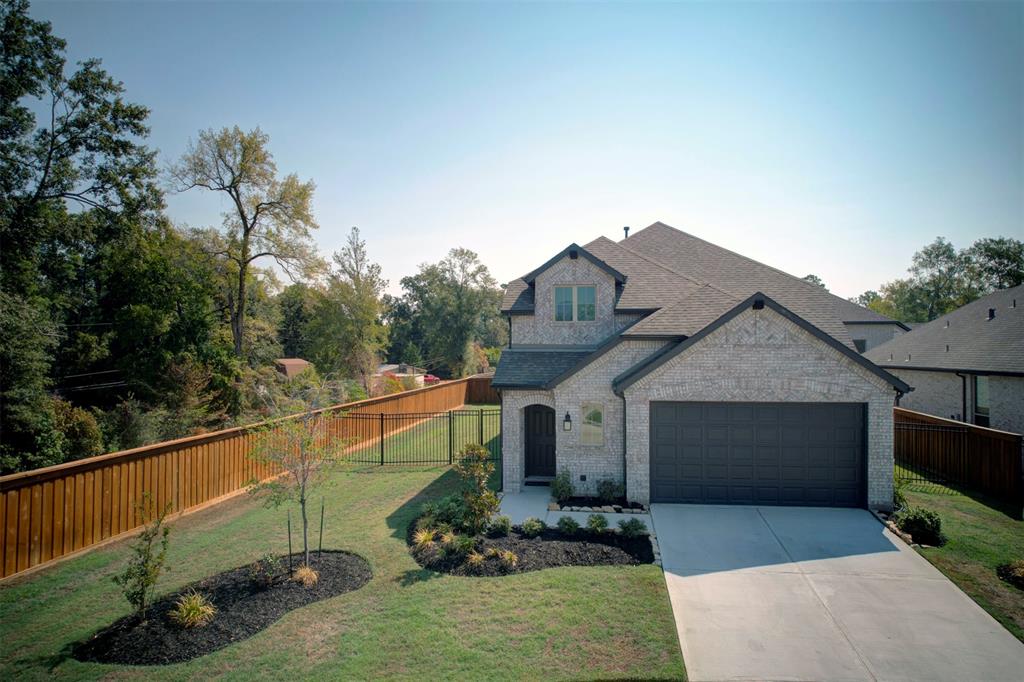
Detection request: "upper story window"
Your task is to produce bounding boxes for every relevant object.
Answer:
[554,285,596,322]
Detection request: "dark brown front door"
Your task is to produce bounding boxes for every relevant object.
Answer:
[525,405,556,477]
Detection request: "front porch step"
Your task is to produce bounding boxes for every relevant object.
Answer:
[524,477,553,486]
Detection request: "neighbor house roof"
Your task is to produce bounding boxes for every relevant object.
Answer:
[500,221,902,346]
[864,284,1024,376]
[274,358,311,378]
[612,293,912,394]
[490,347,595,389]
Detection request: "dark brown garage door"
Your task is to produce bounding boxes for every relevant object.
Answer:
[650,402,866,507]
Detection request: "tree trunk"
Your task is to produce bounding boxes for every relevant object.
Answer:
[232,262,247,356]
[300,492,310,567]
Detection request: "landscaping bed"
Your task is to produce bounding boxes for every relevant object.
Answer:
[552,497,647,513]
[73,550,372,665]
[408,521,654,576]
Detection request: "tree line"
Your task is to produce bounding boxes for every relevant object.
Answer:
[0,0,504,475]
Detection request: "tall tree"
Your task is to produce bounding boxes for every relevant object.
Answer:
[801,274,828,290]
[966,237,1024,290]
[307,227,388,388]
[168,126,321,357]
[277,283,317,359]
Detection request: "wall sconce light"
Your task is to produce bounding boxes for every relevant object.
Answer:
[563,412,572,431]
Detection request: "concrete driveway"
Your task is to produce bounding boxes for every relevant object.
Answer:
[651,504,1024,682]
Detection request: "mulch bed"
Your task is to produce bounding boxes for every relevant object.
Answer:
[73,550,372,666]
[996,563,1024,591]
[408,523,654,577]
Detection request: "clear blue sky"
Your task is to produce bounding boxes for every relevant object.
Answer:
[33,1,1024,299]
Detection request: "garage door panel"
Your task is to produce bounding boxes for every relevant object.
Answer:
[650,402,865,507]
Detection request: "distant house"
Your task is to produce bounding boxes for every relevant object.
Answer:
[274,358,311,379]
[865,284,1024,434]
[374,363,427,390]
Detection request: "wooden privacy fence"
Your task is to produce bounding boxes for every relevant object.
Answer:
[894,407,1023,509]
[0,375,498,580]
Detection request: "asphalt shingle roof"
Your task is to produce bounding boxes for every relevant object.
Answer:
[491,348,594,388]
[864,284,1024,375]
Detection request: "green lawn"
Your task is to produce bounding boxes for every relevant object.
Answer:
[904,488,1024,642]
[0,463,685,680]
[345,404,501,465]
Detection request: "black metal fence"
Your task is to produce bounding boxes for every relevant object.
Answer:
[342,409,501,466]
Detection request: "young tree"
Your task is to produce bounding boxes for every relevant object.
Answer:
[113,493,171,622]
[168,126,322,357]
[248,374,348,568]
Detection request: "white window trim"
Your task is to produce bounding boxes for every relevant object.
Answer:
[552,284,597,323]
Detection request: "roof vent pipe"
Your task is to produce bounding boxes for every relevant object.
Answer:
[623,225,630,239]
[988,308,996,320]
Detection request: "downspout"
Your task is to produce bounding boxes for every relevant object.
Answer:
[955,372,967,422]
[894,389,904,407]
[507,316,512,348]
[621,393,628,501]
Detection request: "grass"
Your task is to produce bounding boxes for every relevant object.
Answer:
[345,403,500,465]
[0,463,685,680]
[904,487,1024,642]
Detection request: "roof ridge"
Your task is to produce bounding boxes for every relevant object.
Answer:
[625,221,895,323]
[584,235,702,284]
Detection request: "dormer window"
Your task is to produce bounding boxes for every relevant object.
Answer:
[554,286,596,321]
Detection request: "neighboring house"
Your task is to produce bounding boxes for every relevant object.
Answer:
[865,284,1024,434]
[274,358,311,378]
[492,222,910,510]
[374,363,427,389]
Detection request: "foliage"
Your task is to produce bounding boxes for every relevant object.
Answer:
[466,550,485,568]
[169,589,216,628]
[277,283,317,359]
[453,443,499,534]
[801,274,828,290]
[168,126,323,357]
[521,517,545,538]
[596,479,623,504]
[413,528,437,548]
[556,516,580,536]
[551,469,573,504]
[381,373,404,395]
[482,346,502,368]
[893,479,908,513]
[421,494,469,531]
[112,494,171,620]
[617,518,648,538]
[854,236,1024,322]
[894,506,945,546]
[248,552,282,590]
[498,549,518,569]
[443,534,476,557]
[292,564,319,587]
[487,515,511,537]
[387,248,504,377]
[248,377,350,565]
[587,514,609,534]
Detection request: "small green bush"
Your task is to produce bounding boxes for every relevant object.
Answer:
[521,517,546,538]
[893,506,945,546]
[443,534,476,557]
[556,516,580,536]
[169,589,216,628]
[454,443,500,534]
[113,493,171,621]
[893,479,908,513]
[596,479,623,504]
[551,468,573,504]
[499,549,518,569]
[587,514,608,533]
[422,494,469,531]
[248,552,281,590]
[618,518,648,538]
[488,515,511,537]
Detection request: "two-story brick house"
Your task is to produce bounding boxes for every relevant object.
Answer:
[492,222,910,510]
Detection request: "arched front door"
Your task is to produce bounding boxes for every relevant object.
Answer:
[524,404,556,477]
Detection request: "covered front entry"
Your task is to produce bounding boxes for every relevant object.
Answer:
[650,402,866,507]
[524,404,556,477]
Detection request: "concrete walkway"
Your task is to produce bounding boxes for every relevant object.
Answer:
[499,486,653,528]
[651,504,1024,682]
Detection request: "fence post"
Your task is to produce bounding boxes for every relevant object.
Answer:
[379,413,385,466]
[448,410,454,464]
[479,409,484,449]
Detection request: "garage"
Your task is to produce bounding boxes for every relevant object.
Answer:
[649,402,866,507]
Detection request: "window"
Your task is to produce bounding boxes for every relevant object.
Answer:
[581,402,603,445]
[553,285,596,322]
[853,339,867,353]
[554,287,574,321]
[973,375,990,427]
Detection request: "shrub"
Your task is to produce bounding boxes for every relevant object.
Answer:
[499,549,518,569]
[293,564,319,587]
[893,479,908,513]
[488,515,511,537]
[521,517,546,538]
[454,444,500,534]
[587,514,609,534]
[997,560,1024,590]
[248,552,281,590]
[618,518,648,538]
[415,514,436,532]
[440,530,457,546]
[466,551,485,568]
[596,479,623,504]
[447,535,476,557]
[551,468,573,504]
[169,589,216,629]
[113,493,171,621]
[556,516,580,536]
[893,507,945,546]
[422,494,468,531]
[485,547,500,558]
[413,528,437,548]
